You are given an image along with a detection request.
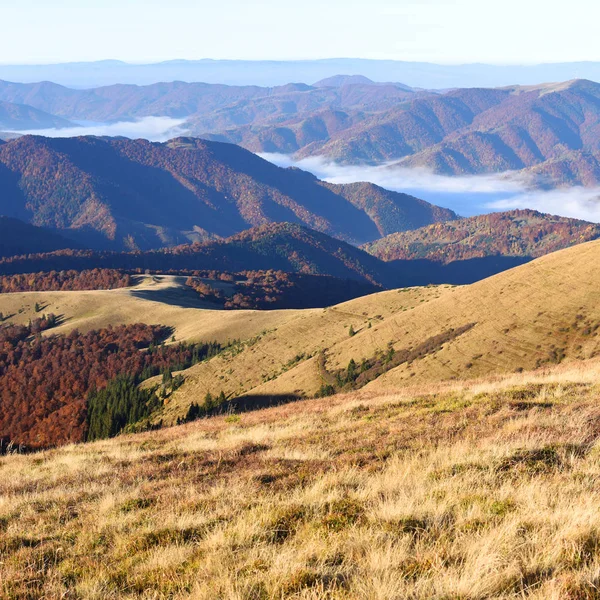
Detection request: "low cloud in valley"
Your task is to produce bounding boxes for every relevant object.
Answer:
[261,153,600,223]
[11,116,189,143]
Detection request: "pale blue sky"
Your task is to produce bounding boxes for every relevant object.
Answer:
[0,0,597,65]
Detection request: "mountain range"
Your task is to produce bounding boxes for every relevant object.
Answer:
[0,77,416,124]
[205,79,600,184]
[4,58,600,88]
[0,223,401,287]
[4,77,600,185]
[7,58,600,598]
[0,135,455,251]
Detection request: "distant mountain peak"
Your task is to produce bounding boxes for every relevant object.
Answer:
[275,82,314,93]
[313,74,376,87]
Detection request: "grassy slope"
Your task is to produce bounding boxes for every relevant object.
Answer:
[5,240,600,427]
[161,239,600,422]
[0,275,306,345]
[5,241,600,597]
[156,285,449,423]
[0,273,447,423]
[4,360,600,598]
[281,238,600,390]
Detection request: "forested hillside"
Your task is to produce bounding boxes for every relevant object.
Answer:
[0,136,454,250]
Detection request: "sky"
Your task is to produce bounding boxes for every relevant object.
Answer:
[1,0,599,65]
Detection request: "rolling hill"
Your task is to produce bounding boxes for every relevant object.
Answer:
[0,135,455,250]
[152,238,600,424]
[4,238,600,437]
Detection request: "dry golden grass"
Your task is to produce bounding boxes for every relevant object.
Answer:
[6,241,600,429]
[327,239,600,388]
[157,285,448,422]
[155,240,600,424]
[0,275,307,344]
[4,359,600,599]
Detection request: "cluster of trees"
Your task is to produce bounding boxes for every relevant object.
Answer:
[0,269,131,293]
[186,269,377,310]
[317,323,476,397]
[86,375,160,441]
[0,314,58,345]
[0,320,223,449]
[180,390,228,424]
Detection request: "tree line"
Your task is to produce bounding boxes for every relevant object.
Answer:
[0,269,131,293]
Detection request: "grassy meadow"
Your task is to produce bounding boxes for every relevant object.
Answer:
[4,360,600,599]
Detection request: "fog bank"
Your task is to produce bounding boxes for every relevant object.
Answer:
[261,153,600,222]
[10,116,189,142]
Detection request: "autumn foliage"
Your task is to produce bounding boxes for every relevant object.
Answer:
[0,269,131,293]
[0,321,220,449]
[185,269,378,309]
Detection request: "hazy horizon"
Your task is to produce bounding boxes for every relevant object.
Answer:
[2,57,600,67]
[2,0,599,65]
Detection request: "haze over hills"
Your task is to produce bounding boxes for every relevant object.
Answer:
[0,135,455,250]
[0,100,73,130]
[0,78,416,124]
[4,58,600,88]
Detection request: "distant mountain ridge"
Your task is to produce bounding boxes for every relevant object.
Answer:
[4,58,600,88]
[0,78,416,124]
[4,76,600,185]
[0,135,455,251]
[208,79,600,185]
[0,100,73,130]
[3,212,599,288]
[0,222,400,287]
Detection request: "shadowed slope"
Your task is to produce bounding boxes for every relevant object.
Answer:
[0,135,455,250]
[0,216,79,258]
